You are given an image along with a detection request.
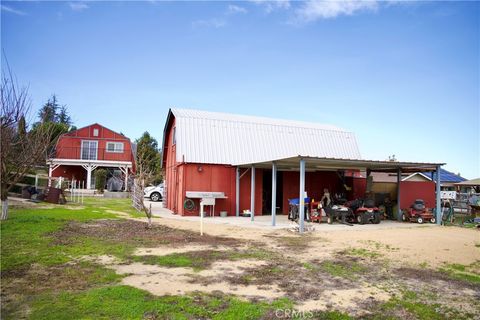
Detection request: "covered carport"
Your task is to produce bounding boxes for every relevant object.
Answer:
[235,155,444,233]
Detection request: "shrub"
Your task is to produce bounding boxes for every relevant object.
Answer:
[94,169,107,193]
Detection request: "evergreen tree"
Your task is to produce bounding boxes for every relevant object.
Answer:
[135,131,163,184]
[38,95,59,123]
[57,105,72,126]
[33,95,73,152]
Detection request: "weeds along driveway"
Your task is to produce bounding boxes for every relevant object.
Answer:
[1,197,479,319]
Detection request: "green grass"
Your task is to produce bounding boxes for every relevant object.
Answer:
[319,260,366,278]
[0,205,120,271]
[378,290,443,320]
[133,253,197,269]
[133,248,279,271]
[440,262,480,284]
[81,197,146,218]
[303,262,316,271]
[1,199,298,320]
[311,310,353,320]
[228,247,278,261]
[29,285,294,320]
[344,247,381,259]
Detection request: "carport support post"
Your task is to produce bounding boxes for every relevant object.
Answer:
[235,167,240,217]
[299,159,306,233]
[271,162,277,226]
[250,166,255,222]
[397,167,402,221]
[124,167,128,191]
[435,165,441,225]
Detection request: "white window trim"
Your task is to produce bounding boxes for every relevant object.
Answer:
[106,141,124,153]
[80,140,98,160]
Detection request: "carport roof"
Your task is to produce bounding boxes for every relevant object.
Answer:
[454,178,480,186]
[235,155,444,172]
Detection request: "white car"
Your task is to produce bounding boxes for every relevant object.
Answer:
[144,183,164,202]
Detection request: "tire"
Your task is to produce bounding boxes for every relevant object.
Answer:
[417,216,424,224]
[150,192,161,202]
[357,214,363,224]
[363,213,370,225]
[402,213,407,222]
[327,215,333,224]
[430,217,436,224]
[373,212,381,224]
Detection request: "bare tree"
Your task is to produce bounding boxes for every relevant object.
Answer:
[1,69,54,220]
[133,142,159,228]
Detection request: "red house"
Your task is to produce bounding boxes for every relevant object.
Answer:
[47,123,135,190]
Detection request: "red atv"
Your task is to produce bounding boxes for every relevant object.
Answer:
[347,199,381,224]
[402,199,436,224]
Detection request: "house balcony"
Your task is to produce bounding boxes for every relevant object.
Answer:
[52,147,133,162]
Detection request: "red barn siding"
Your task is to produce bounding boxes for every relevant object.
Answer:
[238,168,263,215]
[55,124,134,163]
[352,178,367,199]
[400,181,436,209]
[282,171,342,214]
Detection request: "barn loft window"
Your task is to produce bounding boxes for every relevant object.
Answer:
[106,142,124,153]
[172,127,176,145]
[93,128,99,136]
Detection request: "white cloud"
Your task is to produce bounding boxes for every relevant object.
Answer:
[192,18,226,29]
[69,2,89,12]
[295,0,379,21]
[227,4,248,15]
[250,0,290,13]
[1,4,27,16]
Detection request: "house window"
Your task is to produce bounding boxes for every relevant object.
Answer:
[93,128,99,137]
[172,127,176,145]
[81,140,98,160]
[106,142,124,153]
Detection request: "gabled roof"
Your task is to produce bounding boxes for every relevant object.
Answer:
[423,168,466,183]
[163,108,362,165]
[402,172,432,182]
[63,123,130,140]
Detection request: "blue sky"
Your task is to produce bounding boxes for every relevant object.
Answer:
[2,1,479,178]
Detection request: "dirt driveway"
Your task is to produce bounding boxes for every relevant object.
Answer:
[144,203,479,268]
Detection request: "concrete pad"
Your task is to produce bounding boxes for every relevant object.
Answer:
[146,199,437,232]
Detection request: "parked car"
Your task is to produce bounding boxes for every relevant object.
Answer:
[144,183,164,202]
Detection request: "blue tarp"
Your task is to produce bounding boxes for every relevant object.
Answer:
[423,168,466,183]
[288,197,311,205]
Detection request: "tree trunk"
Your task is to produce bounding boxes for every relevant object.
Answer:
[1,198,8,220]
[1,185,9,220]
[147,216,152,228]
[146,203,152,228]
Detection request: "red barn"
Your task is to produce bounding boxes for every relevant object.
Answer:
[47,123,135,190]
[163,109,372,215]
[161,109,444,227]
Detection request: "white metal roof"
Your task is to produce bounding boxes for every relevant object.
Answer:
[170,108,362,165]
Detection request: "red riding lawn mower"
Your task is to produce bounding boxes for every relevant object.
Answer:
[347,198,381,224]
[402,199,436,224]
